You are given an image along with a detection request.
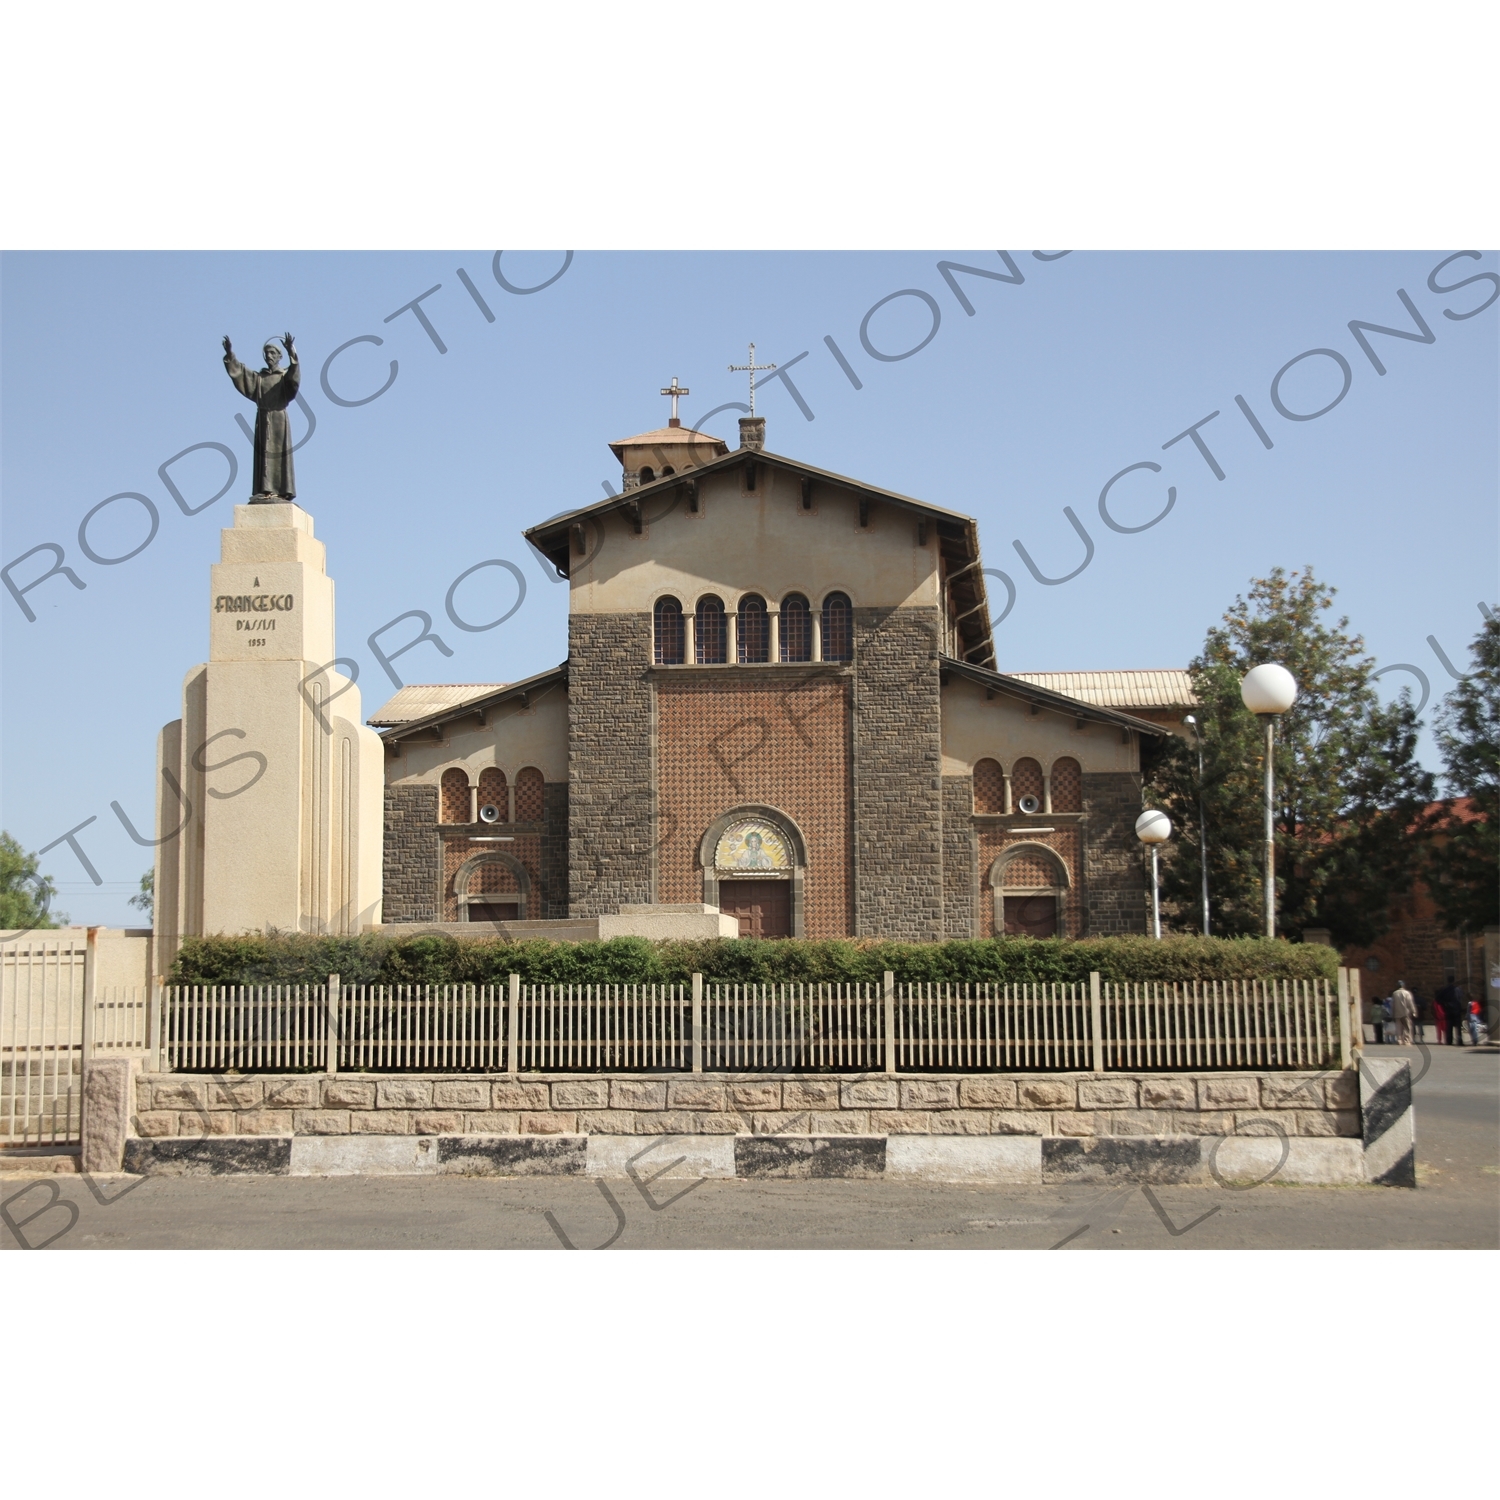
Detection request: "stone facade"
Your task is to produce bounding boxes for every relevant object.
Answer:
[541,781,570,919]
[942,776,976,939]
[852,607,945,940]
[1081,770,1147,935]
[132,1069,1360,1140]
[567,612,655,916]
[382,783,441,923]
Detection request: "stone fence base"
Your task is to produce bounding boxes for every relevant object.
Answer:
[90,1061,1415,1187]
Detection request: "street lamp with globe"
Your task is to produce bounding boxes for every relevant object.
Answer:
[1239,663,1298,939]
[1135,808,1172,939]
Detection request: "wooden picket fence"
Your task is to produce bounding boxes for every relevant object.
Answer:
[160,972,1351,1075]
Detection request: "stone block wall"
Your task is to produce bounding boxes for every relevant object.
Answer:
[541,782,570,919]
[942,775,976,939]
[132,1069,1360,1141]
[568,612,655,916]
[382,784,440,923]
[852,607,944,940]
[1081,770,1147,935]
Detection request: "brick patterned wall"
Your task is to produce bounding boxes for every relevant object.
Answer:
[1012,758,1043,805]
[942,776,976,939]
[976,827,1082,937]
[1082,770,1146,935]
[852,607,944,940]
[443,835,542,922]
[568,612,655,916]
[655,672,853,938]
[383,784,440,923]
[1051,757,1082,812]
[477,767,507,818]
[973,758,1004,814]
[515,766,545,822]
[440,768,469,824]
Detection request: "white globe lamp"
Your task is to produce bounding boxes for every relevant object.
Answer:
[1240,663,1298,939]
[1136,809,1173,938]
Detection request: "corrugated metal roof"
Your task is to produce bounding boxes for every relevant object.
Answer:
[1007,670,1197,709]
[368,684,507,726]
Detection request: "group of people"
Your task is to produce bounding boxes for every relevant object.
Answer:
[1380,980,1486,1046]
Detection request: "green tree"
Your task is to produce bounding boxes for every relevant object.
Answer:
[1424,614,1499,933]
[0,832,65,929]
[1147,567,1433,945]
[128,868,154,920]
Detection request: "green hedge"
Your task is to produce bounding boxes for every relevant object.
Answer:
[170,933,1338,988]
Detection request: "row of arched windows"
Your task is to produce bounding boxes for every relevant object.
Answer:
[439,765,546,824]
[654,592,853,665]
[973,756,1083,815]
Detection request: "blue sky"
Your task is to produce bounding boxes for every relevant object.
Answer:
[2,249,1496,924]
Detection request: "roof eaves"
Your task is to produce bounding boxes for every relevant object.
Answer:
[376,664,568,745]
[941,657,1167,736]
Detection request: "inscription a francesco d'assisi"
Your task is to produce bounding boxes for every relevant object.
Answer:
[215,593,295,613]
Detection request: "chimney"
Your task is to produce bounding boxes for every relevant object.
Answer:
[738,416,765,451]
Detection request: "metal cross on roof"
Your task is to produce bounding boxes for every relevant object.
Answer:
[660,376,689,425]
[728,342,776,416]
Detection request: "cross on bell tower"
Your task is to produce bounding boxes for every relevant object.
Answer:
[729,342,776,416]
[660,376,689,427]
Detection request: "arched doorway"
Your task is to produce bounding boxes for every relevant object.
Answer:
[988,843,1069,938]
[699,807,807,939]
[453,851,530,924]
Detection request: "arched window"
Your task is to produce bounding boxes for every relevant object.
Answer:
[973,758,1005,814]
[821,592,852,662]
[1011,757,1044,814]
[477,767,508,823]
[654,596,684,664]
[1051,757,1082,812]
[780,593,811,662]
[661,465,675,477]
[696,595,727,663]
[515,766,545,823]
[639,466,655,485]
[440,767,470,824]
[737,594,769,662]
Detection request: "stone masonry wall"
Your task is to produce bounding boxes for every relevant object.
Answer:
[942,776,975,939]
[568,612,655,916]
[541,782,569,919]
[1082,770,1146,936]
[383,783,440,923]
[133,1069,1359,1141]
[852,607,944,940]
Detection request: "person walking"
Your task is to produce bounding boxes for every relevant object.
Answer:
[1467,994,1484,1046]
[1434,982,1452,1044]
[1443,983,1466,1045]
[1390,981,1417,1046]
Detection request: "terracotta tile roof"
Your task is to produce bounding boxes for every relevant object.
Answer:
[1007,670,1197,710]
[608,425,729,461]
[367,684,508,726]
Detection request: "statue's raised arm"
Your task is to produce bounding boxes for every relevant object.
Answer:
[222,332,300,503]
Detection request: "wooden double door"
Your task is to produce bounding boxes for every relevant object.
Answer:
[717,879,792,939]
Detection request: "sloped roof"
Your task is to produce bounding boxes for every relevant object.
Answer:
[526,444,996,668]
[607,425,728,462]
[368,684,509,727]
[1007,670,1197,710]
[941,657,1167,736]
[373,665,567,746]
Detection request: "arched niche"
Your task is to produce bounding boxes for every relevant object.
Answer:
[453,850,530,924]
[697,805,808,939]
[987,841,1069,939]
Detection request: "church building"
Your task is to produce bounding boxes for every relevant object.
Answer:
[373,411,1187,942]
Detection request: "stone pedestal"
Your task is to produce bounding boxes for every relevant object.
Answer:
[154,505,383,968]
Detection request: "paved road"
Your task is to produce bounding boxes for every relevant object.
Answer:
[4,1045,1495,1250]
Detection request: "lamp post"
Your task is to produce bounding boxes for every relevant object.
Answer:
[1135,809,1172,940]
[1183,714,1210,937]
[1239,663,1298,939]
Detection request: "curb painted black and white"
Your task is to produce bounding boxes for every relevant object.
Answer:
[121,1131,1374,1185]
[1358,1056,1416,1187]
